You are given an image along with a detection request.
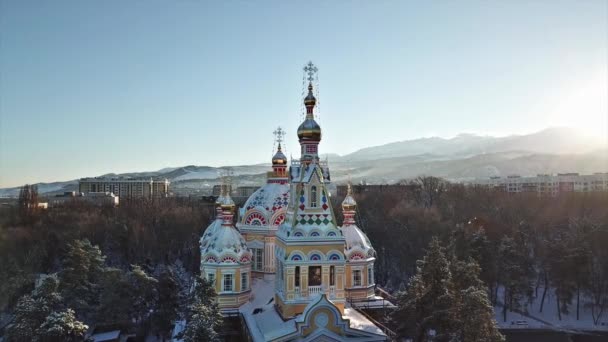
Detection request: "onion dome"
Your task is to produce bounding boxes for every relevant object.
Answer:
[304,83,317,107]
[272,143,288,165]
[201,192,252,264]
[219,192,235,211]
[341,183,357,212]
[297,83,322,142]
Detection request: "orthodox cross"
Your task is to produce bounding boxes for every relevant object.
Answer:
[303,61,318,82]
[273,126,285,146]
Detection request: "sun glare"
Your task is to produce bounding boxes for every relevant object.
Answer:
[551,70,608,139]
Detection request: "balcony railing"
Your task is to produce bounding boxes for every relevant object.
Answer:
[308,285,323,296]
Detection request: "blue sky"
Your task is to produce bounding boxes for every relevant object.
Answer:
[1,0,606,187]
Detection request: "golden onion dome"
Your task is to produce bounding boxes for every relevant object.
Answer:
[304,83,316,107]
[297,82,322,141]
[220,197,235,212]
[341,184,357,211]
[297,118,322,141]
[272,144,287,165]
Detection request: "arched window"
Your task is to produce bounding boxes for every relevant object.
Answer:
[310,186,317,208]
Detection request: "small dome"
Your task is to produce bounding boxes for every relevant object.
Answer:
[201,225,251,264]
[304,83,316,107]
[342,225,375,260]
[341,184,357,211]
[272,145,287,165]
[219,193,235,211]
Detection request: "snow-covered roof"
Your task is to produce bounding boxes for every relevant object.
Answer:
[239,182,290,228]
[90,330,120,342]
[201,194,252,265]
[240,275,387,341]
[201,224,251,264]
[342,223,376,260]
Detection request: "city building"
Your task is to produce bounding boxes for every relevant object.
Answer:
[49,191,119,207]
[198,63,390,341]
[473,172,608,195]
[78,177,169,198]
[336,184,414,197]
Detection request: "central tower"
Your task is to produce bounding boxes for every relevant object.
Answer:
[275,62,346,319]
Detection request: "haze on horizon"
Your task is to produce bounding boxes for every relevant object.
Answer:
[1,1,607,188]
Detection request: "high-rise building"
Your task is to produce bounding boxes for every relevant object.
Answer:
[78,178,170,198]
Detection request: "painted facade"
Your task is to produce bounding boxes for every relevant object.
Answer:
[198,62,387,340]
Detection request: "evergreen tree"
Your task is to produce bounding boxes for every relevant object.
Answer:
[59,239,106,316]
[458,287,504,342]
[5,275,62,342]
[96,268,132,327]
[35,308,89,342]
[392,238,456,342]
[127,264,158,324]
[181,276,222,342]
[152,266,180,337]
[393,239,504,342]
[451,259,504,342]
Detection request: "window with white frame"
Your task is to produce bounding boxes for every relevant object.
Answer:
[353,269,362,287]
[223,274,233,292]
[253,248,263,271]
[368,265,374,285]
[241,272,249,291]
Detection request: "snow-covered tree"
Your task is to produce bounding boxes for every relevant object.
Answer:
[392,238,456,341]
[35,308,89,342]
[180,276,222,342]
[393,239,504,342]
[458,287,504,342]
[59,239,106,315]
[5,275,62,342]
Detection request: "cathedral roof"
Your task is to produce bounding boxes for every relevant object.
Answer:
[201,193,252,265]
[342,224,375,260]
[239,182,290,227]
[201,223,251,264]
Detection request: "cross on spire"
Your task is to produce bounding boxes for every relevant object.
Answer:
[303,61,318,82]
[273,126,285,146]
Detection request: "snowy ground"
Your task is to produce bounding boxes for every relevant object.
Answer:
[495,287,608,332]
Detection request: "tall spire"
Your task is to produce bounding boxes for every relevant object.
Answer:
[297,61,322,163]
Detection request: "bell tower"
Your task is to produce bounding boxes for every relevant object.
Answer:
[275,62,346,319]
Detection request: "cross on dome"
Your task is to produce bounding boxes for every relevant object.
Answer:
[303,61,318,82]
[273,126,286,149]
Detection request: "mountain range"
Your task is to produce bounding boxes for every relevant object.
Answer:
[1,127,605,197]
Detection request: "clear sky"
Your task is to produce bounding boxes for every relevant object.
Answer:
[1,0,607,187]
